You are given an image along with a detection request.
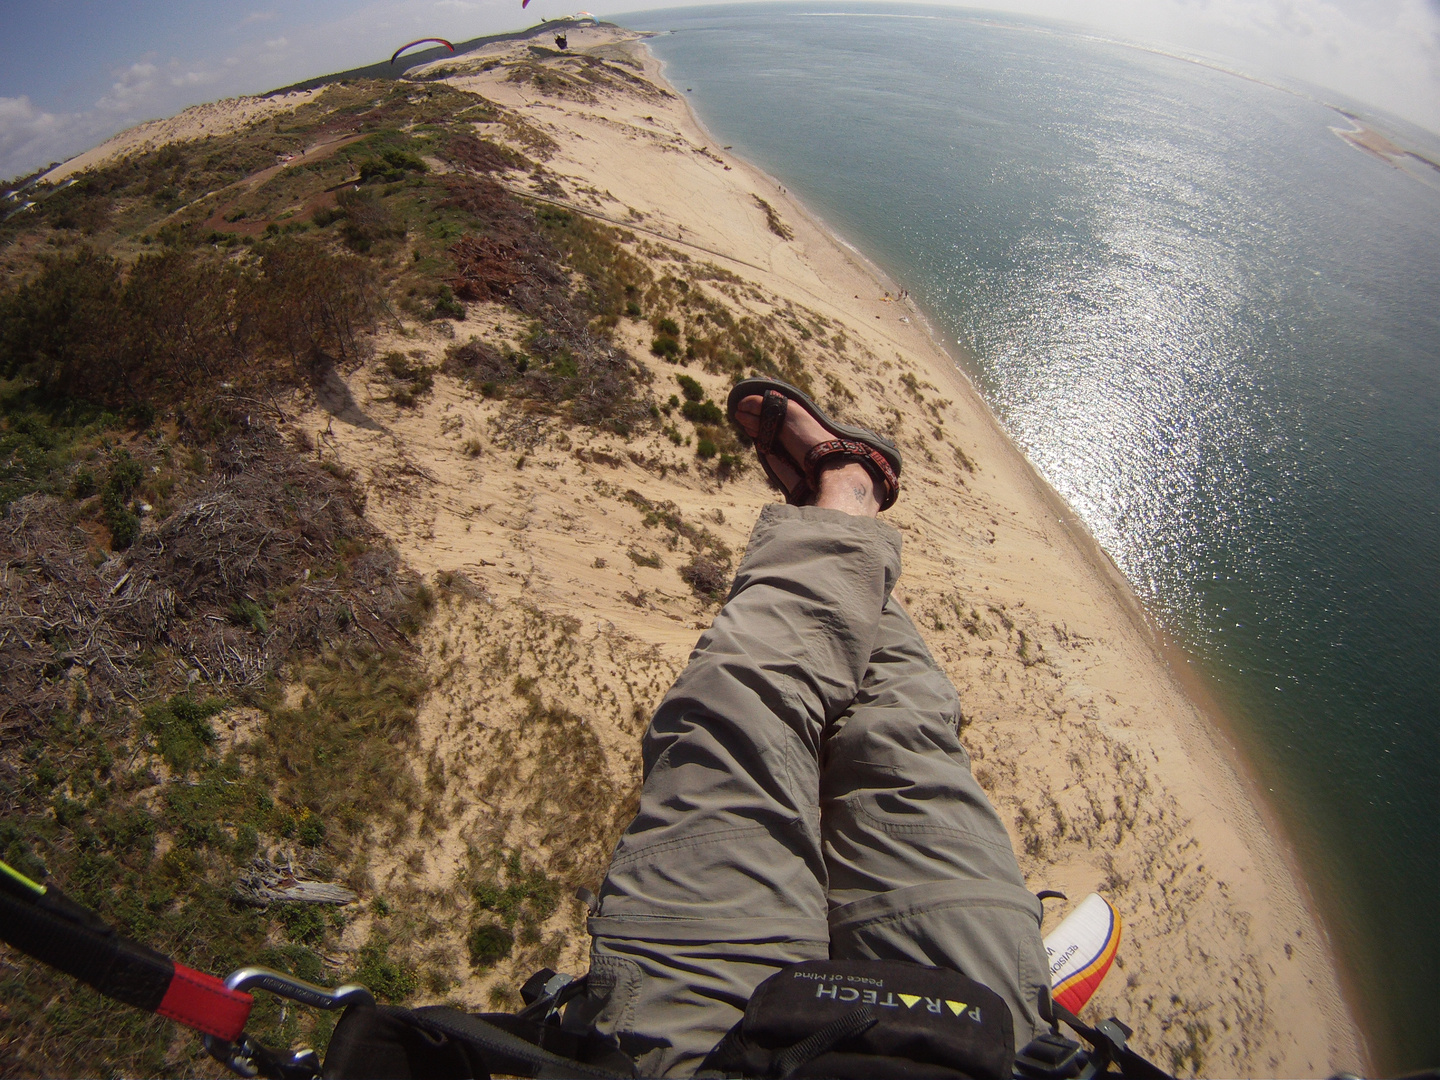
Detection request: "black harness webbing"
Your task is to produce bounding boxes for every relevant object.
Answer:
[0,860,253,1040]
[321,1000,633,1079]
[1050,1003,1173,1080]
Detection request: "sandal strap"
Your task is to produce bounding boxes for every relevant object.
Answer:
[803,438,901,508]
[757,389,812,505]
[757,390,788,455]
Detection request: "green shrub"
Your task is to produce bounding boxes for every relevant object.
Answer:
[336,187,405,252]
[69,466,97,499]
[233,823,259,861]
[356,939,417,1002]
[627,547,661,569]
[382,351,435,407]
[696,437,718,459]
[103,495,140,549]
[650,335,680,360]
[359,148,429,184]
[467,922,514,969]
[279,904,327,946]
[142,694,226,773]
[228,599,270,634]
[297,813,327,846]
[681,400,723,425]
[432,285,465,320]
[656,317,680,337]
[0,240,378,414]
[675,374,704,402]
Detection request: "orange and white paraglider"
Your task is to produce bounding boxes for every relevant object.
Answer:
[390,38,455,64]
[1043,893,1122,1015]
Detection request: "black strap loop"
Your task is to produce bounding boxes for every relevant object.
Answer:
[772,1005,877,1078]
[1049,1003,1174,1080]
[410,1006,631,1079]
[0,874,174,1013]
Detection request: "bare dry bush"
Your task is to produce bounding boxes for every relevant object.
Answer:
[0,426,414,738]
[444,134,533,175]
[679,554,732,604]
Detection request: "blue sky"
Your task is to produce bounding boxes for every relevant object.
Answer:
[3,0,1439,181]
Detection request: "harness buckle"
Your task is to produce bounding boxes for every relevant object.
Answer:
[204,966,375,1079]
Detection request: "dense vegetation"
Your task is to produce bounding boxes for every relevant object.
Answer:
[0,78,619,1078]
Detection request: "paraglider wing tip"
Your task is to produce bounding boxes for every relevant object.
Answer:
[390,37,457,65]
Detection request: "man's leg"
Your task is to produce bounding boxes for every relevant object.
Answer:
[821,599,1051,1049]
[583,503,903,1077]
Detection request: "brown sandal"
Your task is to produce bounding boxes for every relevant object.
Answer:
[727,378,902,511]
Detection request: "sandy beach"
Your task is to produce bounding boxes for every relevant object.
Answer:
[44,24,1365,1075]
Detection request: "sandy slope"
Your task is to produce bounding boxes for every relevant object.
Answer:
[39,90,320,184]
[42,24,1362,1074]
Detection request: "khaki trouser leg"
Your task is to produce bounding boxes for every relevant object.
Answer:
[823,600,1050,1045]
[584,504,1044,1076]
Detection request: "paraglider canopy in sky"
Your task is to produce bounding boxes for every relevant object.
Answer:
[390,38,456,64]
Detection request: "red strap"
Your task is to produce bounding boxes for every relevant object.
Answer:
[156,963,253,1040]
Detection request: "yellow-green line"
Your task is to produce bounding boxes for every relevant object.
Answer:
[0,859,46,896]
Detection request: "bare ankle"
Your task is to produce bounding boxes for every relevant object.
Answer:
[812,462,880,517]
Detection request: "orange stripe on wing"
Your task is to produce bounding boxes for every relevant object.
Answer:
[1053,904,1121,999]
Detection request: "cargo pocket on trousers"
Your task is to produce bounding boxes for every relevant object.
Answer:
[562,951,643,1044]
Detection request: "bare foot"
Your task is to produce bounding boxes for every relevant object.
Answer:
[734,394,880,517]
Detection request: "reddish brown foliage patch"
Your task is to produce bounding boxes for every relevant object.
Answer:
[444,134,531,175]
[448,234,536,304]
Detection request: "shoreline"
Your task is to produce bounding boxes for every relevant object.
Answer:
[638,33,1367,1073]
[912,249,1370,1075]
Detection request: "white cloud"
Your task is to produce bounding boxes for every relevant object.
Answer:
[982,0,1440,132]
[96,61,161,114]
[265,36,289,51]
[0,96,125,182]
[0,97,63,178]
[3,53,224,179]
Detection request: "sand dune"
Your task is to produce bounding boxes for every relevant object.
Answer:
[40,90,320,184]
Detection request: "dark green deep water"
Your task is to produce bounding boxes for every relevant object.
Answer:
[619,5,1440,1069]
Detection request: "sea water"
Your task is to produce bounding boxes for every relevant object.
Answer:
[618,4,1440,1068]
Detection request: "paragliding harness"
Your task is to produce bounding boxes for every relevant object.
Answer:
[0,859,1173,1079]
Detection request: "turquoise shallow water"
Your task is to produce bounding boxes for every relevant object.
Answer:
[618,4,1440,1069]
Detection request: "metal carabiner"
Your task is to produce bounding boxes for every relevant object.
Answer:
[204,966,375,1079]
